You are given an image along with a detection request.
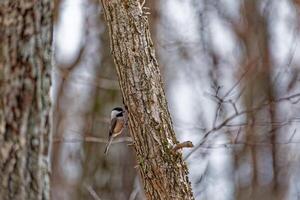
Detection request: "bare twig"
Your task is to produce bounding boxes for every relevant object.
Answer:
[273,93,300,103]
[184,92,300,160]
[84,183,102,200]
[71,76,120,90]
[201,140,300,148]
[52,136,132,144]
[233,127,242,143]
[223,61,255,99]
[172,141,194,152]
[229,100,238,115]
[289,129,297,142]
[212,99,222,127]
[225,118,300,128]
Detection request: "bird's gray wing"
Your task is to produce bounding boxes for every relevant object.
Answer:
[109,117,117,136]
[104,118,117,155]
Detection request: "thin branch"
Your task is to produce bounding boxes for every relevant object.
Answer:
[184,92,300,160]
[52,136,132,144]
[225,118,300,128]
[273,93,300,103]
[212,99,222,127]
[198,140,300,149]
[233,127,242,143]
[71,75,120,90]
[229,100,238,115]
[223,60,255,99]
[289,129,297,142]
[84,183,102,200]
[172,141,194,152]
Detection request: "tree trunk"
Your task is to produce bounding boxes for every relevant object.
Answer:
[99,0,194,199]
[0,1,53,200]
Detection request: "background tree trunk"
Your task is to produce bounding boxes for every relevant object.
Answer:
[100,0,195,199]
[0,1,53,200]
[76,1,142,199]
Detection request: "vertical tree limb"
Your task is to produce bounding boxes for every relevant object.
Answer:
[99,0,194,199]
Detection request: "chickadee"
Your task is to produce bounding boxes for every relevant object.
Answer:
[104,107,125,154]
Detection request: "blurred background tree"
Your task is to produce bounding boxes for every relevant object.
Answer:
[0,1,53,199]
[51,0,300,199]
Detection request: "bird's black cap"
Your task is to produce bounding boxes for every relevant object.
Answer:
[112,107,123,112]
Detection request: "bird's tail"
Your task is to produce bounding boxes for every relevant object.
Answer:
[104,136,113,155]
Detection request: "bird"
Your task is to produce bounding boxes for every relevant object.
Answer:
[104,107,125,154]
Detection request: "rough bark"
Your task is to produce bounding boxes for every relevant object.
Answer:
[100,0,194,199]
[0,1,53,200]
